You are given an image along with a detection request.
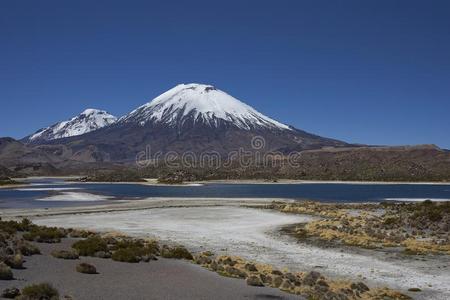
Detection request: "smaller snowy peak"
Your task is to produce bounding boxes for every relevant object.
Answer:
[120,83,291,130]
[27,109,117,142]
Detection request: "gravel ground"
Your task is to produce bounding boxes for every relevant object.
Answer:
[0,239,301,300]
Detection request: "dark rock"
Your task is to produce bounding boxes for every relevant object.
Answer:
[280,279,293,291]
[315,280,330,292]
[260,274,272,285]
[210,260,219,271]
[246,275,264,287]
[244,263,258,272]
[284,272,300,285]
[272,275,283,288]
[94,251,111,259]
[323,291,349,300]
[142,254,157,262]
[5,247,14,255]
[221,257,236,266]
[76,262,97,274]
[1,287,20,298]
[350,282,370,293]
[339,288,354,296]
[224,266,246,278]
[271,269,283,276]
[195,255,212,265]
[303,271,322,286]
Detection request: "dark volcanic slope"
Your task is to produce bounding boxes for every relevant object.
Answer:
[53,120,346,162]
[134,144,450,182]
[271,145,450,181]
[0,164,17,179]
[0,137,120,176]
[0,137,62,175]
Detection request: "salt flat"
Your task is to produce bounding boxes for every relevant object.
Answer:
[34,206,450,299]
[36,191,115,201]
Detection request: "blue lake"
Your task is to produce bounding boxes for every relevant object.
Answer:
[1,178,449,208]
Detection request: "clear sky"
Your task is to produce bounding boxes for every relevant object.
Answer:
[1,0,449,149]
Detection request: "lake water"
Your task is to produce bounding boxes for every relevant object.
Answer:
[1,178,449,208]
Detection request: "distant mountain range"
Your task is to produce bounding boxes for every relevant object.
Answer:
[21,83,348,159]
[1,83,449,181]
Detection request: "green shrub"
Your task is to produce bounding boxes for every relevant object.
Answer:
[17,241,41,256]
[19,283,59,299]
[0,219,36,235]
[5,254,23,269]
[161,246,193,260]
[76,262,97,274]
[68,229,92,238]
[0,262,13,280]
[111,248,141,263]
[110,239,159,263]
[72,237,108,256]
[0,220,21,234]
[112,239,159,253]
[19,218,33,231]
[23,227,66,243]
[410,201,449,223]
[402,248,421,255]
[1,287,20,298]
[51,249,79,260]
[383,217,400,226]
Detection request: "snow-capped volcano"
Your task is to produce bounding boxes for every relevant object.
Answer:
[25,109,117,143]
[119,83,291,130]
[21,84,347,159]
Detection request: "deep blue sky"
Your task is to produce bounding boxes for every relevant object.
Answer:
[1,0,449,148]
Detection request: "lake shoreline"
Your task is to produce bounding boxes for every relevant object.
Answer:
[10,176,450,186]
[2,198,448,299]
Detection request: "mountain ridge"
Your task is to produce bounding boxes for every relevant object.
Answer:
[2,83,448,181]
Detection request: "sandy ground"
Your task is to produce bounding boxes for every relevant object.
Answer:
[31,205,450,300]
[0,239,300,300]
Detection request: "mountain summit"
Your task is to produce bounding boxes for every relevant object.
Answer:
[119,83,291,130]
[25,109,117,143]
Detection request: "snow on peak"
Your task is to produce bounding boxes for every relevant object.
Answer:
[28,109,117,142]
[81,108,103,115]
[120,83,291,130]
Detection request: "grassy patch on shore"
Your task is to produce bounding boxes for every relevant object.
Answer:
[23,227,67,243]
[51,249,79,260]
[160,245,193,260]
[19,283,59,299]
[268,200,450,254]
[72,236,108,256]
[0,177,21,186]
